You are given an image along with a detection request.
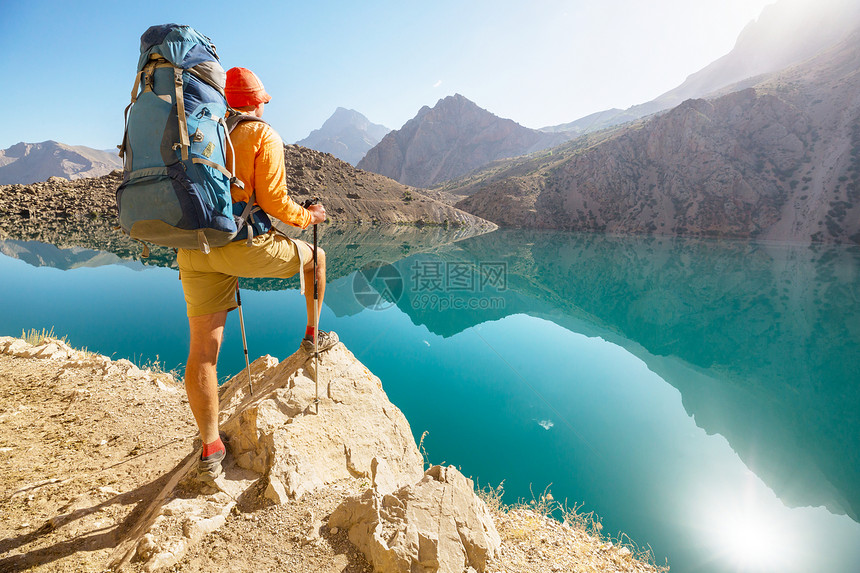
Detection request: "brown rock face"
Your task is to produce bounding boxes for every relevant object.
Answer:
[453,30,860,244]
[358,94,569,188]
[283,143,490,227]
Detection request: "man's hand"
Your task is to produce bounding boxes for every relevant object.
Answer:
[307,203,326,225]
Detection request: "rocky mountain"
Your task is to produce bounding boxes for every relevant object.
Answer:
[450,29,860,244]
[0,144,492,269]
[357,94,570,188]
[542,0,860,136]
[0,140,122,185]
[295,107,390,166]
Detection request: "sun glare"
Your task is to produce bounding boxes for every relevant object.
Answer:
[704,480,799,572]
[713,511,786,570]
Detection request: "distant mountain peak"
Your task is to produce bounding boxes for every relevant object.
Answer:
[357,95,570,188]
[443,93,468,102]
[296,108,390,166]
[435,93,482,112]
[324,107,366,125]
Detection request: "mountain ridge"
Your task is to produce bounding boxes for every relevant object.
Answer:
[542,0,860,136]
[0,140,123,185]
[450,29,860,244]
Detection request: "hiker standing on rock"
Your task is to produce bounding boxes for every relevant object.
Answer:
[176,67,338,485]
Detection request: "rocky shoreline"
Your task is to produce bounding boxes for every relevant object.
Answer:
[0,335,666,573]
[0,141,493,251]
[0,147,495,280]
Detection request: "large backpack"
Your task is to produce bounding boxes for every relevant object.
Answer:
[117,24,264,254]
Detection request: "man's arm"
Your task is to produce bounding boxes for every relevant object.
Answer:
[253,126,313,229]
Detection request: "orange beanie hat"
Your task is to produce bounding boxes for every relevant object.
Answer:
[225,67,272,108]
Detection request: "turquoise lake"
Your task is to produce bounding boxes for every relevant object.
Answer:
[2,226,860,573]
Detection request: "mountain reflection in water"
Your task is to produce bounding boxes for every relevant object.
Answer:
[372,230,860,522]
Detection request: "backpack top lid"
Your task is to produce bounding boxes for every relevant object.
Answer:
[137,24,226,95]
[138,24,220,72]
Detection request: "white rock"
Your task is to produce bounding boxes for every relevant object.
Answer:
[145,536,187,572]
[330,465,501,573]
[140,498,235,571]
[264,475,290,505]
[183,512,229,541]
[136,533,158,561]
[119,344,430,571]
[32,342,60,358]
[372,456,407,495]
[0,336,16,352]
[8,339,33,357]
[220,346,424,501]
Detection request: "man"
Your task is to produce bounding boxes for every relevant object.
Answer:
[177,67,338,485]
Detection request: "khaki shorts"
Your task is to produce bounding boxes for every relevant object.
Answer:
[177,232,310,317]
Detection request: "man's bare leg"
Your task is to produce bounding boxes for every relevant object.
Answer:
[297,242,326,329]
[185,310,228,444]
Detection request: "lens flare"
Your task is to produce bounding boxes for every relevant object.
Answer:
[704,472,799,571]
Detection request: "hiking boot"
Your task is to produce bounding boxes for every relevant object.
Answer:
[197,447,225,485]
[301,330,339,354]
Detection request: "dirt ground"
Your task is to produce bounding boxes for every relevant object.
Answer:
[0,336,666,573]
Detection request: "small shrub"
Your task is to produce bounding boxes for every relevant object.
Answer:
[140,354,181,380]
[20,327,65,346]
[476,480,506,514]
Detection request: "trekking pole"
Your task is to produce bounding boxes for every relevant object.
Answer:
[313,220,320,415]
[236,282,253,395]
[302,198,321,415]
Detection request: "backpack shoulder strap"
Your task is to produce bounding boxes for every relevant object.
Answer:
[222,110,273,245]
[221,110,268,191]
[225,110,269,134]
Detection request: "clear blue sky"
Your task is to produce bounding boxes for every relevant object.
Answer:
[0,0,773,150]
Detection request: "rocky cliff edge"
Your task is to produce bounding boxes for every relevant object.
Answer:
[0,336,665,573]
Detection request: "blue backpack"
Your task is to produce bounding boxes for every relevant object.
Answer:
[117,24,267,254]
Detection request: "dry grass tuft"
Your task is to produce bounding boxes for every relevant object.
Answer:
[478,481,669,573]
[20,327,67,346]
[139,354,182,382]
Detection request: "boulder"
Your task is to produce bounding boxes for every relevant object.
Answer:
[329,465,501,573]
[219,344,425,500]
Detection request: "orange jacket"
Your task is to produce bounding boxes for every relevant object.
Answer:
[227,118,311,229]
